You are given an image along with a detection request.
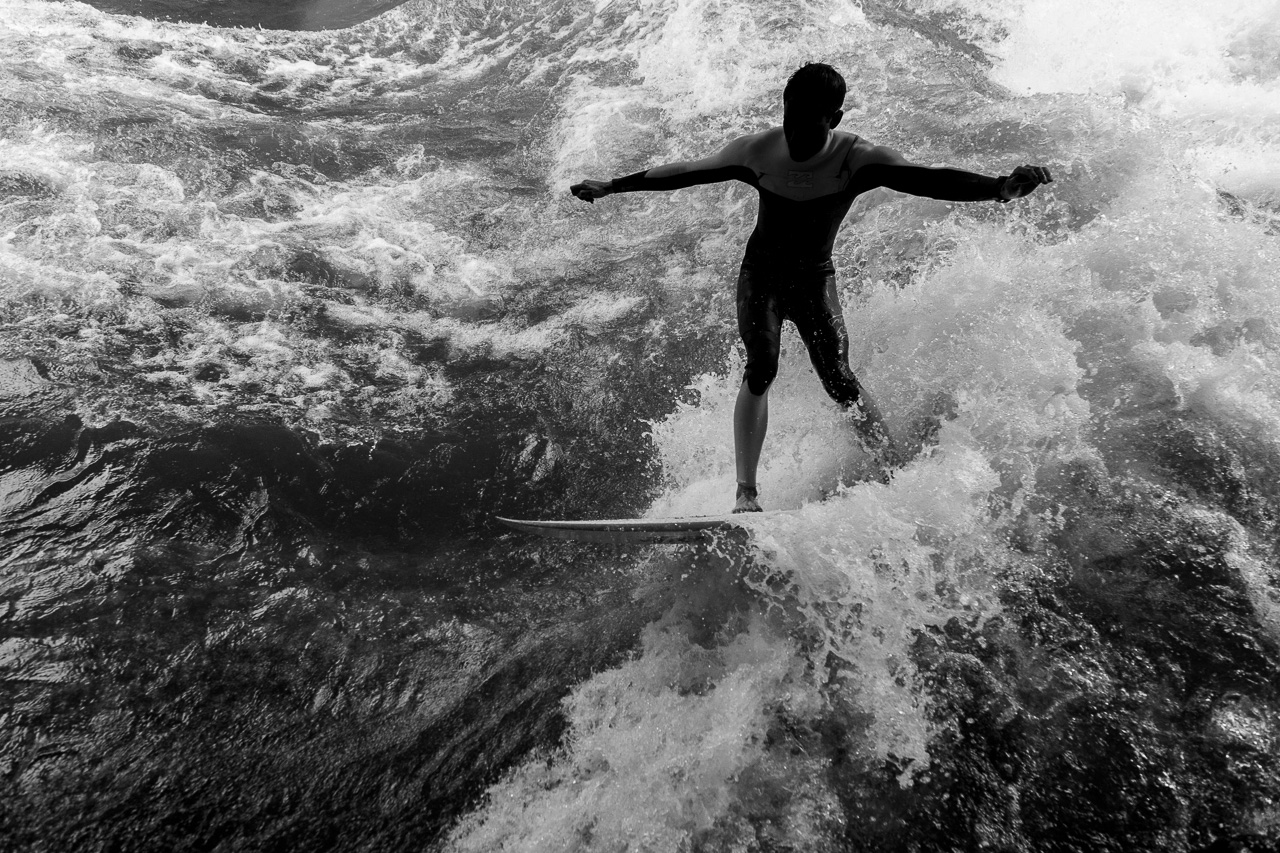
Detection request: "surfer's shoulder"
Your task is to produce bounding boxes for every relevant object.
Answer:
[845,136,912,173]
[726,128,778,171]
[844,133,876,163]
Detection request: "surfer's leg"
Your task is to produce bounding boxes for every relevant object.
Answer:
[792,272,899,465]
[734,380,767,512]
[734,263,781,511]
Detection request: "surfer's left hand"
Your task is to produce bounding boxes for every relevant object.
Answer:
[1000,165,1053,201]
[570,179,613,203]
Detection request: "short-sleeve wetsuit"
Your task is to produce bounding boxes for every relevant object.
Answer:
[609,129,1010,406]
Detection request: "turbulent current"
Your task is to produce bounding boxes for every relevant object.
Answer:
[2,0,1279,850]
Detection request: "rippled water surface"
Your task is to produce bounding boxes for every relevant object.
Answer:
[2,0,1279,850]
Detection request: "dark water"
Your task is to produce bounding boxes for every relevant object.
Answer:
[80,0,408,31]
[2,0,1279,850]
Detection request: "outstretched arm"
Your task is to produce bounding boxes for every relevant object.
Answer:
[570,137,756,203]
[850,145,1052,203]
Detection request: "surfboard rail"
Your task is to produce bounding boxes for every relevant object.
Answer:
[496,513,775,544]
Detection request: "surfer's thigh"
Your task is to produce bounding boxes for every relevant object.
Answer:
[791,272,861,406]
[736,264,784,394]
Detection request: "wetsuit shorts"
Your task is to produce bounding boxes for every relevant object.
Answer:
[736,257,864,407]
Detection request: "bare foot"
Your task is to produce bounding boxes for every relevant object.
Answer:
[733,482,763,513]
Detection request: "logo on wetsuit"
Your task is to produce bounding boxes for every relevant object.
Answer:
[786,170,814,188]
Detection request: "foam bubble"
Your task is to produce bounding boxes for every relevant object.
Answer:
[960,0,1280,200]
[446,613,804,852]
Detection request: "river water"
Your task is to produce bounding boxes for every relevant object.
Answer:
[2,0,1279,850]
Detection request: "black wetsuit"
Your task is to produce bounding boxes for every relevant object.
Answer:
[610,132,1009,403]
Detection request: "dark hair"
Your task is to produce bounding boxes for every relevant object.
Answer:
[783,62,846,116]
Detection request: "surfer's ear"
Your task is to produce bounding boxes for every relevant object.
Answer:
[829,109,844,130]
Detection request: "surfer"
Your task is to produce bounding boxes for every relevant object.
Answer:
[570,62,1052,512]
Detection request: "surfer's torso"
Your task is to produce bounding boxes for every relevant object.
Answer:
[736,128,869,264]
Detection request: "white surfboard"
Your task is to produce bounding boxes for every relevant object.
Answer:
[496,511,788,544]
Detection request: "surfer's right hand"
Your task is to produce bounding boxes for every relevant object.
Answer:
[570,179,612,203]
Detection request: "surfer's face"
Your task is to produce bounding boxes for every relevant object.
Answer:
[783,98,843,161]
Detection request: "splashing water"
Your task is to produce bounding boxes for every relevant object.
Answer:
[1,0,1279,851]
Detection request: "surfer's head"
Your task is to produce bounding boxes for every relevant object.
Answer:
[783,62,845,122]
[783,63,845,158]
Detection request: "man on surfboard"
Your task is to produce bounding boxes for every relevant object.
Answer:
[570,63,1052,513]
